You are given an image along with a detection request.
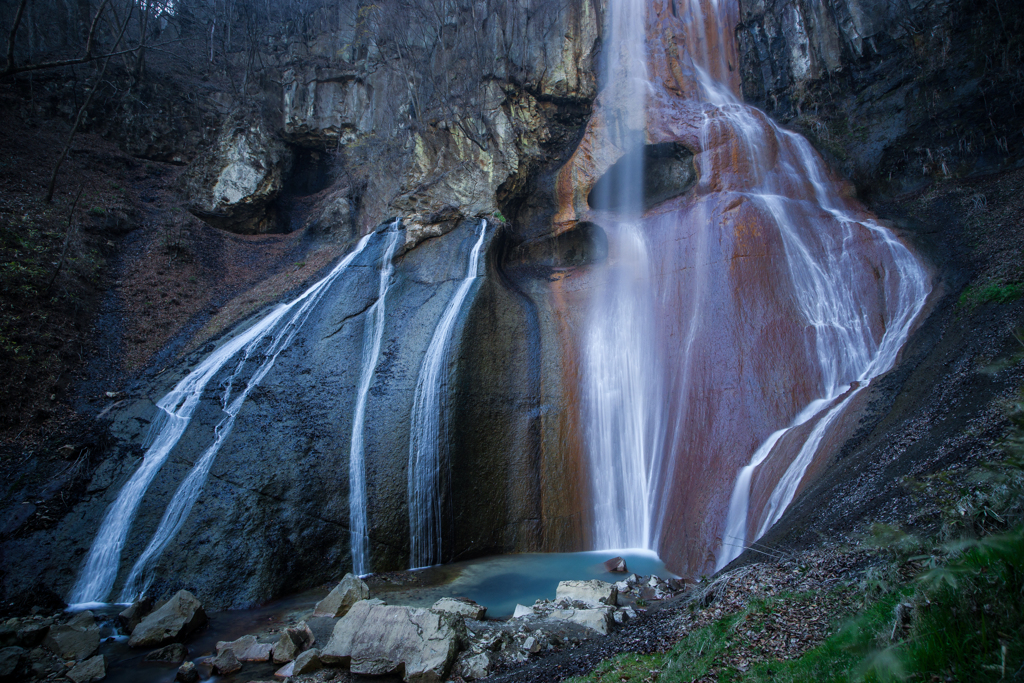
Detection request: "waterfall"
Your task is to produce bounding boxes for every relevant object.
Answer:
[584,0,663,551]
[408,220,488,569]
[577,0,929,570]
[679,3,932,570]
[348,226,402,576]
[69,232,376,605]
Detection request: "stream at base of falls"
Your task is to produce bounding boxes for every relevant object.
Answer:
[83,550,673,682]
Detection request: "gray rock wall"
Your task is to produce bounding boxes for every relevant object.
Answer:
[737,0,1024,196]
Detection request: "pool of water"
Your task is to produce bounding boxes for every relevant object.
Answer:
[375,548,674,617]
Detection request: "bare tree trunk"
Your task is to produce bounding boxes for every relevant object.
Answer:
[132,0,150,83]
[45,3,133,203]
[4,0,28,72]
[45,186,84,294]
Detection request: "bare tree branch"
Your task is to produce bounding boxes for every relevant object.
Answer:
[45,1,134,202]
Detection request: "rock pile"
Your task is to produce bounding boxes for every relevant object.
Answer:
[22,571,685,683]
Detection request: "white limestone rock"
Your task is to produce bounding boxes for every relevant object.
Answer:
[431,597,486,620]
[555,580,617,607]
[128,591,207,648]
[321,600,465,682]
[312,573,370,618]
[216,634,272,662]
[512,604,535,619]
[548,608,613,635]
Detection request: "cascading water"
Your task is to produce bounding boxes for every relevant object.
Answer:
[584,0,664,552]
[570,0,930,573]
[348,226,402,576]
[408,220,488,569]
[677,3,931,570]
[69,230,379,605]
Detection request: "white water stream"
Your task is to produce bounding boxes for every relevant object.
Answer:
[408,220,488,569]
[584,0,664,552]
[585,0,930,568]
[677,5,933,570]
[69,230,382,604]
[348,227,402,576]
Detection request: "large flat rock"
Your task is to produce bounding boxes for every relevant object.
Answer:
[128,590,207,648]
[321,600,464,683]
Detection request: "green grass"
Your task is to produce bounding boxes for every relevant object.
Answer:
[959,282,1024,309]
[568,393,1024,683]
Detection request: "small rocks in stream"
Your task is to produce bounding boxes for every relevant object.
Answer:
[0,646,27,682]
[42,611,100,661]
[216,633,273,661]
[292,647,324,674]
[209,646,241,675]
[128,590,207,648]
[312,573,370,618]
[273,620,315,663]
[143,642,187,663]
[431,597,487,620]
[66,654,105,683]
[175,660,199,683]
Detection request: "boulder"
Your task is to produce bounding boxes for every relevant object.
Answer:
[216,634,272,661]
[144,643,188,664]
[602,556,628,573]
[455,652,492,680]
[42,611,100,660]
[312,573,370,618]
[0,622,15,648]
[555,580,617,607]
[512,604,534,619]
[272,621,315,663]
[291,648,323,675]
[548,608,613,635]
[210,647,241,675]
[431,597,486,620]
[321,600,465,682]
[118,597,154,634]
[66,654,105,683]
[15,622,48,648]
[128,590,207,648]
[0,646,26,682]
[522,635,541,653]
[27,646,61,679]
[175,661,199,683]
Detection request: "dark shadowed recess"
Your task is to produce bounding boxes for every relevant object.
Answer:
[271,146,339,234]
[506,221,609,272]
[588,142,697,212]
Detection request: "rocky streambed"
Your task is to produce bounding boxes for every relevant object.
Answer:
[0,555,686,683]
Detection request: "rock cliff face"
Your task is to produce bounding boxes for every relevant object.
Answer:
[2,0,1021,612]
[0,0,605,608]
[736,0,1024,196]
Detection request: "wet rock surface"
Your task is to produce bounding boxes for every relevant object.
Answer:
[128,590,207,648]
[736,0,1024,195]
[65,654,106,683]
[312,574,370,618]
[42,611,99,661]
[322,600,465,682]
